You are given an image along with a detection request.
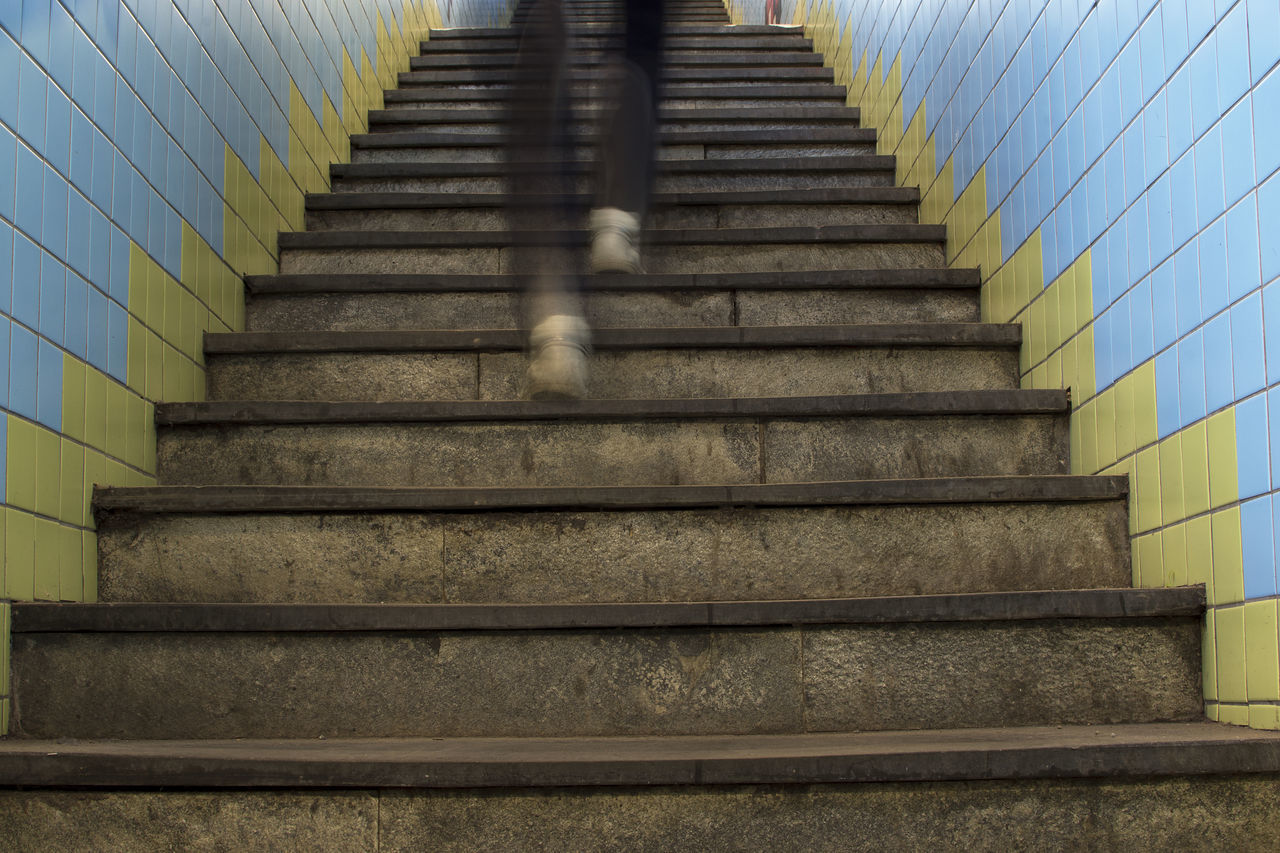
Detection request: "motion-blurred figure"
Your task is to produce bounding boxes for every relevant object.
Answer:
[507,0,666,399]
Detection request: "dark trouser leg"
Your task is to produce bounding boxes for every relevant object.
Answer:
[596,0,666,219]
[507,0,583,322]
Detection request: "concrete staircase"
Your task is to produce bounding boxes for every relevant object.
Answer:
[3,1,1280,848]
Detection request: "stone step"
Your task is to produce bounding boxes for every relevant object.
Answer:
[92,477,1129,604]
[331,156,888,194]
[385,93,847,111]
[305,187,916,231]
[417,36,810,53]
[202,324,1019,401]
[153,391,1070,488]
[244,267,977,331]
[426,25,807,38]
[276,223,943,275]
[369,104,856,128]
[4,723,1278,849]
[391,81,843,99]
[349,129,876,163]
[408,52,815,70]
[8,588,1199,739]
[399,66,837,84]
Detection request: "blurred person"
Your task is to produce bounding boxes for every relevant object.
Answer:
[507,0,666,400]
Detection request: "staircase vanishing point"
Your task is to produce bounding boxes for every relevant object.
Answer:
[4,1,1280,849]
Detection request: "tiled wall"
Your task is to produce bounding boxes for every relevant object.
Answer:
[734,0,1280,729]
[0,0,511,731]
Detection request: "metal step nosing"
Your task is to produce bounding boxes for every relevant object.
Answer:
[330,157,893,178]
[244,268,980,294]
[276,225,945,250]
[3,723,1280,788]
[10,588,1205,634]
[92,476,1130,516]
[304,188,920,211]
[154,390,1070,426]
[202,324,1021,354]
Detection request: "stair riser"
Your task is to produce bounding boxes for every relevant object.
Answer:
[418,38,809,52]
[206,348,1017,402]
[245,288,975,332]
[6,778,1280,852]
[401,70,838,84]
[20,775,1265,853]
[96,500,1129,605]
[277,242,941,276]
[368,120,859,135]
[350,142,876,163]
[156,415,1067,488]
[11,617,1196,739]
[385,97,846,110]
[331,171,893,193]
[306,202,914,231]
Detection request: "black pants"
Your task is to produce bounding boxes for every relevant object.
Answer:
[507,0,666,319]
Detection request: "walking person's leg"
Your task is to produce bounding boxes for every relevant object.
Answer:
[508,0,592,399]
[590,0,666,273]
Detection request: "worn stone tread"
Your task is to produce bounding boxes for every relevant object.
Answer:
[400,67,838,84]
[93,475,1127,515]
[305,187,920,211]
[278,224,945,250]
[1,723,1276,788]
[9,588,1204,633]
[425,25,798,37]
[245,268,979,294]
[351,128,876,147]
[204,324,1019,354]
[155,390,1068,426]
[331,156,893,179]
[385,84,843,102]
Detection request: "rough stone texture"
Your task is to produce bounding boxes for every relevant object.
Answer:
[303,202,915,233]
[331,170,892,193]
[277,242,942,277]
[0,791,379,852]
[12,628,803,738]
[157,421,762,487]
[762,414,1068,481]
[478,348,1018,400]
[243,287,974,332]
[95,501,1130,604]
[206,353,480,402]
[377,775,1280,852]
[97,512,445,604]
[734,288,977,324]
[802,619,1203,731]
[155,414,1065,487]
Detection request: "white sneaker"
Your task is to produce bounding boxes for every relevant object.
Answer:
[589,207,643,273]
[527,314,591,400]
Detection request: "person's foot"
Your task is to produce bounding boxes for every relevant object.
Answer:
[589,207,643,273]
[527,314,591,400]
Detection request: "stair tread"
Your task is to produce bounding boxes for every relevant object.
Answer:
[156,390,1069,425]
[94,476,1127,514]
[278,224,944,249]
[351,128,875,146]
[331,157,892,177]
[1,722,1274,788]
[305,188,920,210]
[205,324,1019,353]
[246,268,979,293]
[10,588,1204,633]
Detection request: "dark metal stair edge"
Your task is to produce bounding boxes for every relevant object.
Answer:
[154,390,1070,426]
[330,156,890,177]
[91,476,1129,515]
[203,324,1020,354]
[304,187,920,210]
[4,723,1280,789]
[276,224,945,250]
[244,268,979,294]
[425,26,804,37]
[9,588,1205,634]
[349,128,877,147]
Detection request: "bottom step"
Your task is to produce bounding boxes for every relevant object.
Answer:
[1,724,1278,850]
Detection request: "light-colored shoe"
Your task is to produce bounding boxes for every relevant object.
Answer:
[527,314,591,400]
[589,207,643,273]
